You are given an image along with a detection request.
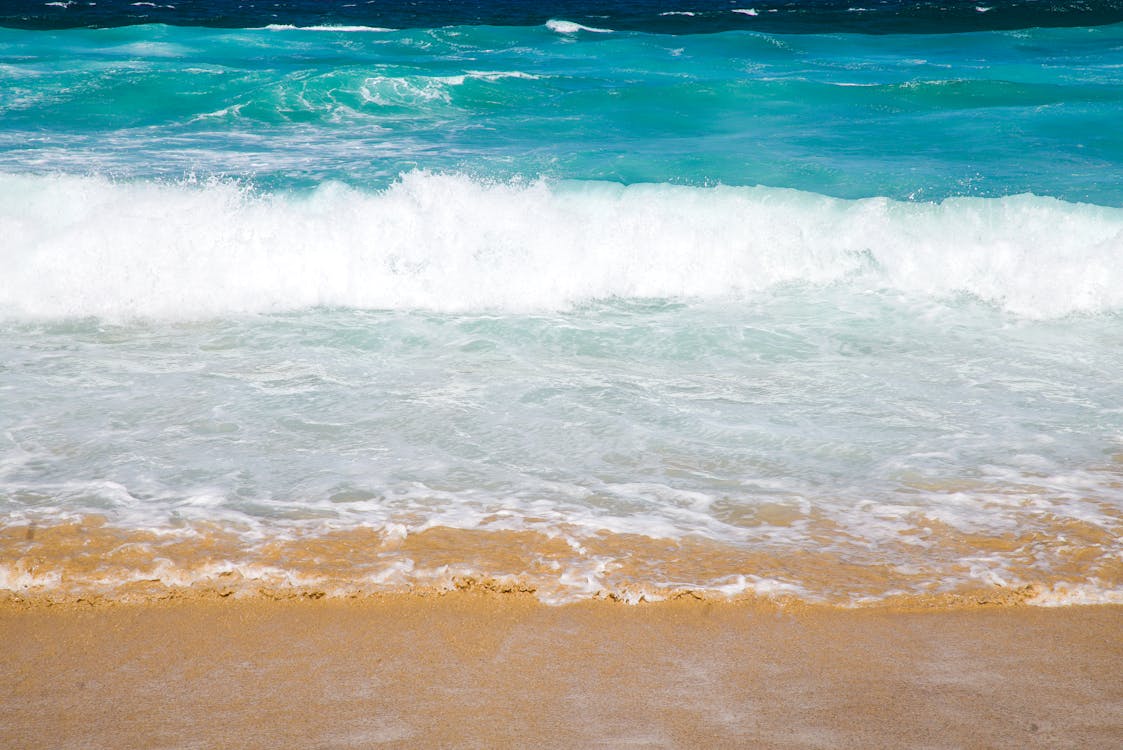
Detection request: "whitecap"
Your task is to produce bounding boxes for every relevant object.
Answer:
[545,19,614,34]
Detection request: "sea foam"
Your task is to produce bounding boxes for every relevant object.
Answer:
[263,24,394,32]
[1,171,1120,321]
[545,19,614,34]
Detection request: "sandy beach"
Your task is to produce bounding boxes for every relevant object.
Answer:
[2,595,1120,749]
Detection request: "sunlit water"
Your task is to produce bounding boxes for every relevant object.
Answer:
[2,2,1121,604]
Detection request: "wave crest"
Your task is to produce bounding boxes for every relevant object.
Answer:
[1,170,1120,320]
[545,19,614,34]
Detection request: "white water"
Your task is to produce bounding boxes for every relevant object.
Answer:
[263,24,395,32]
[545,19,615,34]
[2,169,1122,604]
[1,171,1121,321]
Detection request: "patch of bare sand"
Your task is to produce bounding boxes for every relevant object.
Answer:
[1,595,1120,748]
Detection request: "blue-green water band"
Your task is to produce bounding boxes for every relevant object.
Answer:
[1,21,1120,203]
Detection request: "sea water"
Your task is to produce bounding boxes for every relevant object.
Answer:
[1,1,1122,605]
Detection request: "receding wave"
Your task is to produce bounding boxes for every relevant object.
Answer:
[2,170,1121,321]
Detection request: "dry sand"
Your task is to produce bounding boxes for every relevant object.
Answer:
[1,595,1120,749]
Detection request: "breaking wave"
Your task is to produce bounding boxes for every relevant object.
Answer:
[2,170,1121,320]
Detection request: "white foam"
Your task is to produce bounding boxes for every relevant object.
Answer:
[1,171,1121,321]
[732,8,760,17]
[263,24,394,32]
[1028,582,1123,606]
[0,564,62,590]
[358,75,459,105]
[464,70,540,81]
[546,19,614,34]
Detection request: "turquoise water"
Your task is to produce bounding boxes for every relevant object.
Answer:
[2,22,1121,201]
[1,10,1122,604]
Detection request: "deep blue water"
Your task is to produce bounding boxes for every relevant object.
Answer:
[6,0,1123,34]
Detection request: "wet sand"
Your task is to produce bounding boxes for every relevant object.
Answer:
[7,516,1122,606]
[1,596,1121,749]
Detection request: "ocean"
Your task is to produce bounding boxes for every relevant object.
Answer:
[1,0,1121,606]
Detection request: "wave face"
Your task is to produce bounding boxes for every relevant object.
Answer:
[2,7,1122,607]
[2,171,1122,320]
[7,0,1123,34]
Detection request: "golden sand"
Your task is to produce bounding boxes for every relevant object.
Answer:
[3,506,1120,746]
[1,595,1120,748]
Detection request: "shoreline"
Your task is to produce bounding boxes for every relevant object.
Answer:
[0,579,1056,610]
[5,514,1120,608]
[2,594,1120,748]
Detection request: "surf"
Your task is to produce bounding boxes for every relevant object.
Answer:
[2,170,1121,321]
